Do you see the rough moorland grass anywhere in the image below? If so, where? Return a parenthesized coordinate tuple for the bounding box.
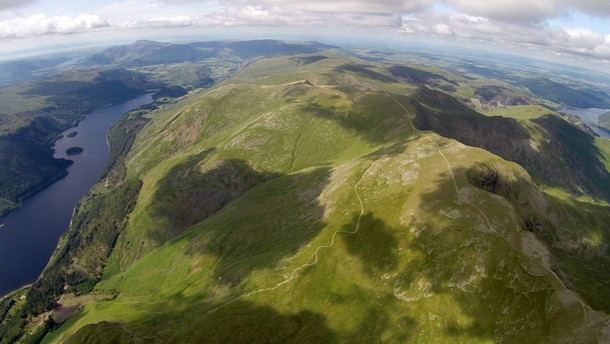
(45, 134, 604, 343)
(40, 54, 609, 343)
(484, 105, 553, 120)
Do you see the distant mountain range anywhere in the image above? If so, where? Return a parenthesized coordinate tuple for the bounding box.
(85, 39, 338, 66)
(1, 40, 609, 344)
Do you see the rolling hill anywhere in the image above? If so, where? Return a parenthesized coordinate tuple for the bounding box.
(2, 48, 609, 343)
(85, 40, 338, 67)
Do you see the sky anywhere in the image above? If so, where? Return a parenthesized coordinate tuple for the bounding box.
(0, 0, 610, 65)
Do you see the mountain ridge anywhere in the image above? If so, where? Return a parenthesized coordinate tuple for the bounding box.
(1, 46, 609, 343)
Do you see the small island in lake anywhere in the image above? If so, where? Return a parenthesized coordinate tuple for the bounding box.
(66, 146, 84, 156)
(67, 131, 78, 138)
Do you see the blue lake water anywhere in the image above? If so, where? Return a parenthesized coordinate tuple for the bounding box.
(562, 108, 610, 139)
(0, 94, 152, 297)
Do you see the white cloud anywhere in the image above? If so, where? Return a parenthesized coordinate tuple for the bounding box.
(443, 0, 610, 23)
(401, 12, 610, 58)
(551, 27, 610, 57)
(442, 0, 560, 23)
(120, 5, 404, 29)
(0, 13, 108, 38)
(110, 1, 610, 60)
(120, 15, 198, 28)
(560, 0, 610, 17)
(0, 0, 608, 63)
(222, 0, 435, 14)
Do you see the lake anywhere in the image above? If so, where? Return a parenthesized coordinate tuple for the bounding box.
(562, 108, 610, 139)
(0, 94, 153, 297)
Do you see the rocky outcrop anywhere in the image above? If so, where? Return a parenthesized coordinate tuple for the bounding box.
(471, 85, 534, 111)
(412, 87, 610, 201)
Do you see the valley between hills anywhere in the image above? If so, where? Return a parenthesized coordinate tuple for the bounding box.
(1, 41, 609, 343)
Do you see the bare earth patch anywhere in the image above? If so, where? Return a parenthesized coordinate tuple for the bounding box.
(51, 293, 114, 323)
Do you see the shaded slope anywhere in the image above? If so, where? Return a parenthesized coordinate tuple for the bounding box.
(37, 54, 609, 343)
(0, 69, 154, 216)
(412, 86, 610, 201)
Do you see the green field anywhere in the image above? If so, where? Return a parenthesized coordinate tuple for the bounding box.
(1, 47, 608, 343)
(485, 105, 553, 120)
(30, 53, 608, 343)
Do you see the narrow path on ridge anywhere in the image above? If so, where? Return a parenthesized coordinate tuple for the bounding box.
(115, 87, 599, 342)
(384, 91, 599, 342)
(204, 158, 379, 315)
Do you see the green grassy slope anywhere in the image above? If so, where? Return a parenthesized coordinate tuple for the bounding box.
(34, 53, 610, 343)
(413, 87, 610, 201)
(485, 105, 551, 120)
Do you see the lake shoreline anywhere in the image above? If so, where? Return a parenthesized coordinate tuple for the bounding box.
(0, 94, 153, 297)
(561, 107, 610, 139)
(0, 95, 150, 219)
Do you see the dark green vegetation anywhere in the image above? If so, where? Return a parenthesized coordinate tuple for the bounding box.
(25, 178, 142, 314)
(414, 87, 610, 200)
(0, 98, 154, 343)
(0, 56, 71, 87)
(2, 42, 609, 343)
(0, 117, 73, 216)
(66, 132, 77, 138)
(517, 77, 610, 108)
(65, 147, 83, 156)
(356, 47, 610, 110)
(561, 112, 599, 136)
(0, 40, 336, 217)
(0, 69, 155, 216)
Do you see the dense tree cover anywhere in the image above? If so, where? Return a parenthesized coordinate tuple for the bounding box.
(24, 178, 142, 316)
(0, 69, 151, 216)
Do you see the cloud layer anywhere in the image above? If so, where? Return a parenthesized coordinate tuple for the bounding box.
(223, 0, 435, 14)
(444, 0, 610, 23)
(0, 14, 108, 38)
(402, 12, 610, 58)
(0, 0, 608, 62)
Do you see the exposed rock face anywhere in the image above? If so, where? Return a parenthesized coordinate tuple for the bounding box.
(471, 85, 534, 111)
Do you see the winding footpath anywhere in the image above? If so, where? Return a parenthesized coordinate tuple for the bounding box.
(205, 159, 378, 315)
(204, 90, 600, 343)
(384, 91, 600, 342)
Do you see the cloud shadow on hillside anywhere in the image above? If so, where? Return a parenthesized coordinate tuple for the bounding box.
(298, 92, 412, 144)
(63, 299, 338, 344)
(148, 148, 280, 242)
(153, 160, 332, 289)
(341, 212, 399, 277)
(402, 167, 595, 341)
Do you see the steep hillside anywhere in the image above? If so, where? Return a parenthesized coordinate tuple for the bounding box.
(0, 69, 156, 216)
(41, 54, 610, 342)
(4, 52, 608, 343)
(413, 87, 610, 201)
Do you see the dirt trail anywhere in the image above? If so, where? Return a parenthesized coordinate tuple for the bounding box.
(384, 91, 600, 342)
(205, 159, 379, 315)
